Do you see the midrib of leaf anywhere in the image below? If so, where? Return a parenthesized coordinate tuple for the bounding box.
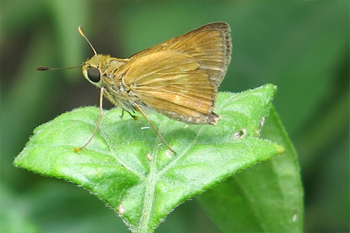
(138, 152, 158, 233)
(158, 126, 204, 177)
(137, 116, 205, 232)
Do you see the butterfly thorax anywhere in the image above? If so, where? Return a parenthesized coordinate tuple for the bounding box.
(82, 54, 142, 113)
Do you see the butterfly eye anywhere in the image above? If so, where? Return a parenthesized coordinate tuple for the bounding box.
(87, 67, 101, 83)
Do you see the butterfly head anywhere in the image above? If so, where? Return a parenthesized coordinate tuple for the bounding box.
(82, 55, 104, 88)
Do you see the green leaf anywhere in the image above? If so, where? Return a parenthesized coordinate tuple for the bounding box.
(14, 84, 284, 233)
(198, 106, 303, 232)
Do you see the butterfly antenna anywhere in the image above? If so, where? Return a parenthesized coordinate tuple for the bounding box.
(78, 26, 97, 55)
(37, 64, 83, 71)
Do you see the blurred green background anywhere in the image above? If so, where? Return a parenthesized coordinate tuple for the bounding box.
(1, 1, 348, 232)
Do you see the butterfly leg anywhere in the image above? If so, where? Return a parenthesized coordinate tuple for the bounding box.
(74, 87, 105, 152)
(120, 109, 139, 120)
(133, 103, 176, 154)
(127, 111, 138, 120)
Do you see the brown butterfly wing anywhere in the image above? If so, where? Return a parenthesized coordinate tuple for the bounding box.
(116, 22, 231, 125)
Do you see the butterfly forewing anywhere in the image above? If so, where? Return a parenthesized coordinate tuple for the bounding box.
(122, 52, 213, 114)
(115, 22, 232, 125)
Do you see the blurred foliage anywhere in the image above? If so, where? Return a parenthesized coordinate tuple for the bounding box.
(0, 0, 348, 232)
